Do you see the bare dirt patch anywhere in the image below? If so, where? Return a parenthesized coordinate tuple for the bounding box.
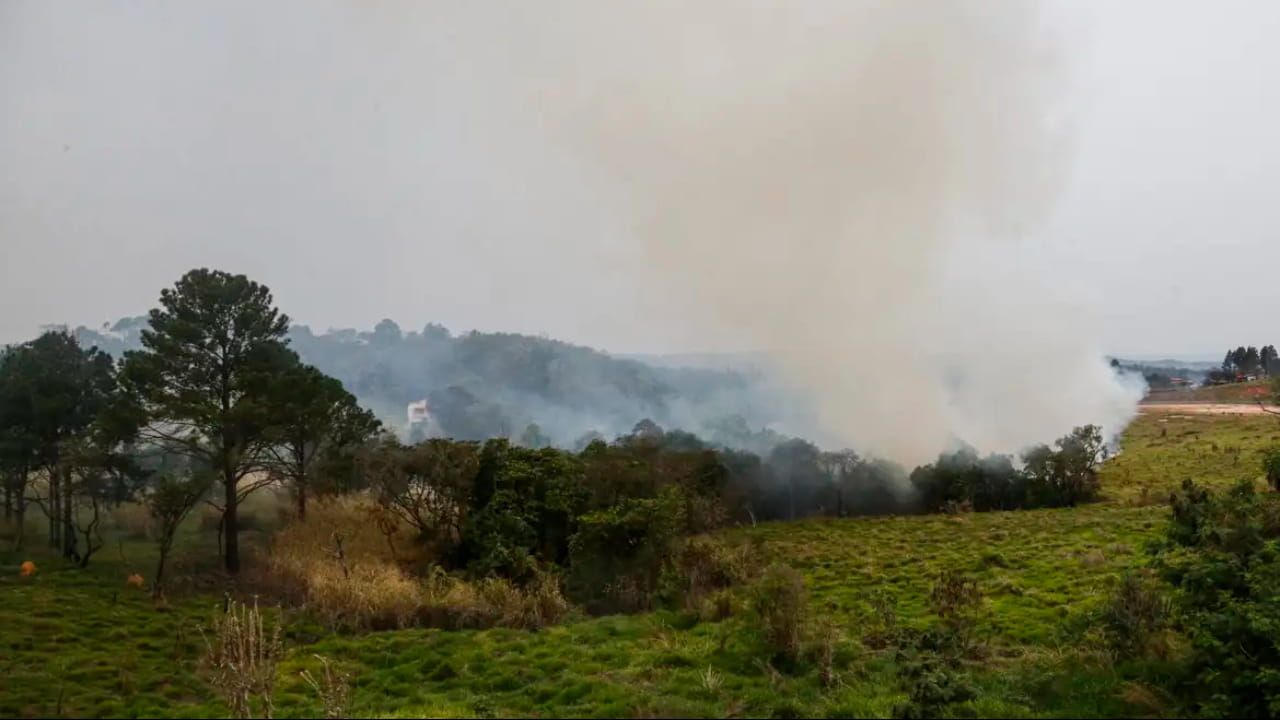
(1138, 402, 1277, 415)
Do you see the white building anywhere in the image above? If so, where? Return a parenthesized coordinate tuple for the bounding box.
(406, 399, 430, 425)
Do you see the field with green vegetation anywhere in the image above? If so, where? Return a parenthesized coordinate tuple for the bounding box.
(1145, 378, 1270, 404)
(1100, 411, 1279, 500)
(3, 409, 1275, 719)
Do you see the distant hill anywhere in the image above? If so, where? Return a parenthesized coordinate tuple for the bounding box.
(1113, 357, 1219, 371)
(73, 317, 794, 452)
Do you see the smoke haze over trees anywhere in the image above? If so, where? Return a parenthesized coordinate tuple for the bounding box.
(73, 317, 799, 453)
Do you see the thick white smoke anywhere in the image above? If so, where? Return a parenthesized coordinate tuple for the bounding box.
(476, 1, 1142, 463)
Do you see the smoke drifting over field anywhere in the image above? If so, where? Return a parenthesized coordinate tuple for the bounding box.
(488, 2, 1143, 463)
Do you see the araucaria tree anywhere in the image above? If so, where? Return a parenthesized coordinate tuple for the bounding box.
(122, 269, 292, 574)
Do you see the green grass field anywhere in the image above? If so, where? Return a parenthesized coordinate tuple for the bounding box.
(3, 410, 1276, 718)
(1100, 411, 1278, 500)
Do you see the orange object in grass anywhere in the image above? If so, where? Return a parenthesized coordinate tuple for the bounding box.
(19, 561, 36, 577)
(126, 573, 144, 588)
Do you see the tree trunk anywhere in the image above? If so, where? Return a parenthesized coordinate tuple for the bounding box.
(297, 479, 307, 521)
(62, 469, 76, 559)
(215, 512, 224, 557)
(12, 485, 26, 552)
(153, 534, 172, 599)
(3, 480, 10, 521)
(223, 470, 240, 574)
(49, 469, 60, 548)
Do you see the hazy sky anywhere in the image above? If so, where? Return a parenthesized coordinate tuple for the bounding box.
(1, 1, 1277, 359)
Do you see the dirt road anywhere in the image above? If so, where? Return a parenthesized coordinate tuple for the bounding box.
(1139, 402, 1278, 415)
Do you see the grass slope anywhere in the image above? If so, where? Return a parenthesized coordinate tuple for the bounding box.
(1146, 379, 1269, 404)
(2, 411, 1276, 718)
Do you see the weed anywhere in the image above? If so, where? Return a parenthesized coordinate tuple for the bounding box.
(201, 598, 284, 719)
(750, 563, 807, 664)
(299, 654, 352, 719)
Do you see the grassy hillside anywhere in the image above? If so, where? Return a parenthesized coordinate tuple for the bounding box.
(3, 410, 1277, 718)
(1145, 379, 1270, 404)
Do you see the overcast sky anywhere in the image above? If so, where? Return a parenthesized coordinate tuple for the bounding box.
(1, 1, 1277, 359)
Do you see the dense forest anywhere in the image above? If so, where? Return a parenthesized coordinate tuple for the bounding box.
(72, 317, 795, 453)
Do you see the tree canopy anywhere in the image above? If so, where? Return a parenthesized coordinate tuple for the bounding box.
(121, 268, 293, 573)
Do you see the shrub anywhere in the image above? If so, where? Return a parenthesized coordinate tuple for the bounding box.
(750, 563, 808, 664)
(891, 572, 983, 719)
(304, 561, 422, 631)
(419, 566, 571, 630)
(1263, 447, 1280, 491)
(862, 590, 899, 650)
(1155, 479, 1280, 717)
(201, 599, 284, 719)
(459, 444, 588, 580)
(699, 589, 738, 622)
(660, 535, 763, 613)
(567, 486, 687, 613)
(264, 495, 574, 632)
(261, 495, 427, 630)
(1100, 569, 1171, 659)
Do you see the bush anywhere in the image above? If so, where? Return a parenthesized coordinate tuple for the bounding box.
(419, 566, 571, 630)
(750, 563, 808, 664)
(258, 496, 575, 632)
(891, 571, 983, 719)
(1100, 569, 1171, 660)
(1154, 479, 1280, 717)
(1263, 447, 1280, 491)
(305, 561, 422, 631)
(261, 496, 427, 630)
(567, 486, 687, 613)
(659, 535, 763, 613)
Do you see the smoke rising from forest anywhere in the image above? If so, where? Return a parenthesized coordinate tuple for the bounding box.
(2, 1, 1151, 463)
(488, 1, 1144, 463)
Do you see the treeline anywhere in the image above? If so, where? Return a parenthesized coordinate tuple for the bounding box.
(73, 314, 787, 452)
(1211, 344, 1279, 381)
(910, 425, 1107, 512)
(321, 420, 1106, 612)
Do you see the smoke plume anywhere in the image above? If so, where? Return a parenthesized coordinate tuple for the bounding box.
(480, 1, 1142, 463)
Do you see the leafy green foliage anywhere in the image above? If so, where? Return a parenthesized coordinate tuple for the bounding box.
(262, 363, 380, 520)
(0, 329, 138, 561)
(749, 563, 808, 665)
(461, 443, 587, 580)
(891, 571, 983, 719)
(913, 425, 1107, 513)
(146, 472, 213, 598)
(1155, 479, 1280, 717)
(568, 486, 687, 613)
(121, 269, 292, 573)
(359, 438, 480, 557)
(1099, 569, 1170, 660)
(1262, 447, 1280, 491)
